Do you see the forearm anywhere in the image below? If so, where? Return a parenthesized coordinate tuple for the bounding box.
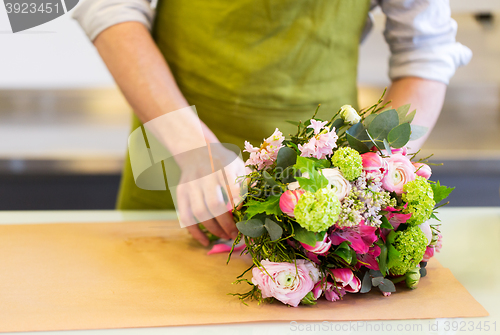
(93, 22, 219, 149)
(384, 77, 447, 151)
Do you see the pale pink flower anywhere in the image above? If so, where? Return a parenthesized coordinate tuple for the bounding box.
(381, 153, 416, 194)
(251, 259, 316, 307)
(279, 189, 305, 217)
(391, 147, 408, 156)
(300, 233, 332, 255)
(435, 232, 443, 252)
(298, 119, 338, 159)
(244, 128, 284, 170)
(422, 246, 435, 262)
(413, 162, 432, 179)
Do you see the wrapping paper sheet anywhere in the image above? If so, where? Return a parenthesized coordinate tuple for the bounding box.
(0, 220, 488, 332)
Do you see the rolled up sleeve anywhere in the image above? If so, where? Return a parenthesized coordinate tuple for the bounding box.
(73, 0, 154, 41)
(379, 0, 472, 84)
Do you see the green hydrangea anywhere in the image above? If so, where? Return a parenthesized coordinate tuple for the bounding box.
(331, 147, 363, 181)
(294, 188, 341, 232)
(402, 176, 435, 226)
(390, 226, 428, 275)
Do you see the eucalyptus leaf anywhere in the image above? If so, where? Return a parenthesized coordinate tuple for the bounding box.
(396, 104, 410, 121)
(420, 266, 427, 278)
(383, 138, 392, 155)
(276, 147, 297, 170)
(378, 278, 396, 293)
(346, 122, 371, 141)
(264, 218, 283, 241)
(367, 109, 399, 147)
(361, 271, 372, 293)
(369, 269, 383, 278)
(371, 276, 384, 287)
(363, 113, 377, 128)
(330, 118, 344, 131)
(236, 219, 265, 238)
(387, 123, 411, 148)
(263, 171, 280, 188)
(346, 133, 370, 153)
(409, 125, 428, 141)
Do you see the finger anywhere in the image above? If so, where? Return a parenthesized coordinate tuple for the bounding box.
(214, 212, 238, 239)
(186, 225, 210, 247)
(201, 218, 230, 240)
(176, 186, 198, 229)
(202, 175, 238, 239)
(177, 187, 209, 246)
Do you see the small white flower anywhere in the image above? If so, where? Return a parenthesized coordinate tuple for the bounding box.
(340, 105, 361, 125)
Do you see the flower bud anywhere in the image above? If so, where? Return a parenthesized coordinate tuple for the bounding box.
(413, 162, 432, 179)
(279, 189, 305, 217)
(405, 267, 421, 289)
(340, 105, 361, 125)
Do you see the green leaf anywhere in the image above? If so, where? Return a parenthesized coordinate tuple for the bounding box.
(276, 147, 297, 170)
(378, 244, 388, 276)
(286, 120, 300, 126)
(292, 222, 317, 246)
(431, 180, 455, 204)
(264, 218, 283, 241)
(294, 157, 329, 193)
(378, 278, 396, 292)
(387, 230, 397, 244)
(360, 271, 372, 293)
(333, 242, 353, 264)
(430, 213, 441, 221)
(380, 216, 392, 229)
(245, 195, 282, 219)
(409, 125, 428, 141)
(367, 109, 400, 148)
(387, 242, 402, 269)
(236, 219, 265, 237)
(346, 133, 370, 153)
(308, 157, 331, 169)
(387, 123, 411, 148)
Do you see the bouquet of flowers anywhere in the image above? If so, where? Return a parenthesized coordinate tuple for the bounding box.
(228, 91, 453, 307)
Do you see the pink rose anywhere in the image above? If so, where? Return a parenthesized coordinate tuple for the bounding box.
(279, 189, 305, 217)
(300, 233, 332, 255)
(251, 259, 317, 307)
(361, 152, 386, 172)
(413, 162, 432, 179)
(418, 221, 432, 245)
(381, 154, 416, 194)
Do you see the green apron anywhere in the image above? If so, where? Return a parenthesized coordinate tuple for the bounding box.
(117, 0, 371, 210)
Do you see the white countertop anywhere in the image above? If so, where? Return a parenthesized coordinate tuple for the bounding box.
(1, 207, 499, 335)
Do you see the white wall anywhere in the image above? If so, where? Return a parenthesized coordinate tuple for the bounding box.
(0, 1, 499, 89)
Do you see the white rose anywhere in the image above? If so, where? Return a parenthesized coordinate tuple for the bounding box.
(303, 260, 321, 284)
(340, 105, 361, 125)
(287, 168, 351, 201)
(321, 168, 351, 201)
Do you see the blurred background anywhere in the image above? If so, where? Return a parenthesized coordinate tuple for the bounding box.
(0, 0, 499, 210)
